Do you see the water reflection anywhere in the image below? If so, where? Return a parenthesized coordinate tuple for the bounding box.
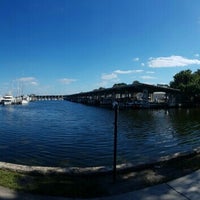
(117, 108, 200, 163)
(0, 101, 200, 167)
(167, 108, 200, 150)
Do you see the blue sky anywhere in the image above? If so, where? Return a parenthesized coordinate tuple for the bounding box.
(1, 0, 200, 95)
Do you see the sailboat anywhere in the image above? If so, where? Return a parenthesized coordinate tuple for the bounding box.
(16, 80, 29, 105)
(21, 95, 29, 104)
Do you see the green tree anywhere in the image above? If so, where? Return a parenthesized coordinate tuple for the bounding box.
(170, 70, 192, 88)
(112, 83, 127, 88)
(132, 80, 140, 85)
(170, 69, 200, 102)
(193, 70, 200, 94)
(93, 87, 105, 91)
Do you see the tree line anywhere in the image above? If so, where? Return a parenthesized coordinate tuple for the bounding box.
(170, 69, 200, 103)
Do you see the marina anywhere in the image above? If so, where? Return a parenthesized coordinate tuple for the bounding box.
(0, 95, 30, 105)
(0, 82, 183, 108)
(0, 94, 64, 105)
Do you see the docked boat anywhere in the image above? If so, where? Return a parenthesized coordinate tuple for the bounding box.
(21, 95, 30, 105)
(21, 99, 29, 104)
(2, 94, 15, 105)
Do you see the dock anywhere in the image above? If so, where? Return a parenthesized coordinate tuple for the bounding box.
(64, 82, 181, 109)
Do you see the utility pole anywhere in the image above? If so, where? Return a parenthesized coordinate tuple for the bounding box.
(113, 101, 118, 183)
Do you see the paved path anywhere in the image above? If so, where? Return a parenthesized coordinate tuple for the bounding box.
(0, 169, 199, 200)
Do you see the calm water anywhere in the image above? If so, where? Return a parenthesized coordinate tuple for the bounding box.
(0, 101, 200, 167)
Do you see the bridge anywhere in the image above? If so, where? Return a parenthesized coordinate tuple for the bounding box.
(30, 95, 64, 101)
(64, 83, 181, 108)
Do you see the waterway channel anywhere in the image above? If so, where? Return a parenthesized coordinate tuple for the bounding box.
(0, 101, 199, 167)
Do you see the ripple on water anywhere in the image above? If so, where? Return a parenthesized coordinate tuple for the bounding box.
(0, 101, 200, 167)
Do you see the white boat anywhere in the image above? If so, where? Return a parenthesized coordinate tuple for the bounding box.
(21, 99, 29, 104)
(2, 94, 15, 105)
(21, 95, 30, 105)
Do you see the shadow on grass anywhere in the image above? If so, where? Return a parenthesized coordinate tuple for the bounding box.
(19, 173, 112, 198)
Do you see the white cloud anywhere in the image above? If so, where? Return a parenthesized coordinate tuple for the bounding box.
(134, 70, 144, 73)
(101, 73, 118, 80)
(141, 63, 145, 66)
(99, 69, 143, 87)
(30, 81, 38, 86)
(18, 77, 38, 86)
(133, 57, 139, 62)
(148, 55, 200, 68)
(100, 69, 157, 87)
(99, 72, 120, 88)
(141, 75, 156, 80)
(194, 53, 199, 57)
(18, 77, 35, 82)
(114, 70, 133, 74)
(146, 71, 155, 74)
(58, 78, 77, 84)
(114, 69, 143, 74)
(98, 78, 119, 88)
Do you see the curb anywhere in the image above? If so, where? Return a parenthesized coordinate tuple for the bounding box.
(0, 147, 199, 176)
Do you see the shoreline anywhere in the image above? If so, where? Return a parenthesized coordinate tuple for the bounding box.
(0, 147, 200, 198)
(0, 147, 199, 176)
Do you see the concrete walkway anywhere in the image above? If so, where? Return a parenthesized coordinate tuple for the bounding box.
(0, 169, 199, 200)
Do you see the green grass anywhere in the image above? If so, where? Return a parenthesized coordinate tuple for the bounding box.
(0, 169, 25, 190)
